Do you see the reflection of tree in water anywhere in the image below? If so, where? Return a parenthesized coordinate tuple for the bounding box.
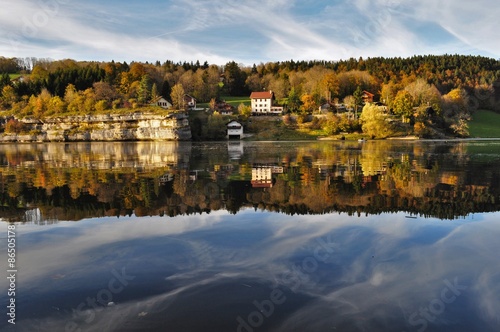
(1, 142, 499, 222)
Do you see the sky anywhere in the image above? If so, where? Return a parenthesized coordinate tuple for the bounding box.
(0, 0, 499, 66)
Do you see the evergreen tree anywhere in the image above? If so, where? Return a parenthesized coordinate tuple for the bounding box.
(224, 61, 247, 96)
(138, 74, 152, 104)
(151, 83, 158, 101)
(161, 80, 172, 101)
(0, 72, 11, 90)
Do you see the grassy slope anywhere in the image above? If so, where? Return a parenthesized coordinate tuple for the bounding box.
(198, 96, 251, 108)
(469, 110, 500, 138)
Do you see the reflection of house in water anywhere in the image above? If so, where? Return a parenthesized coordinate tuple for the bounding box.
(228, 141, 244, 160)
(159, 172, 174, 184)
(212, 164, 234, 181)
(189, 170, 202, 182)
(251, 165, 283, 188)
(252, 167, 273, 188)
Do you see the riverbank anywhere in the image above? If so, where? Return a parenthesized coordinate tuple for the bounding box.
(2, 110, 498, 143)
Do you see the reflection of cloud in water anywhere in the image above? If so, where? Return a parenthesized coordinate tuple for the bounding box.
(6, 211, 500, 331)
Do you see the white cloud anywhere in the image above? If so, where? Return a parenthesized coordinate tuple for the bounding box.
(0, 0, 498, 64)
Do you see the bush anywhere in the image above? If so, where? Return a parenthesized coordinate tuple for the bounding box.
(323, 114, 340, 135)
(282, 114, 296, 125)
(95, 100, 109, 113)
(4, 118, 26, 134)
(297, 113, 311, 124)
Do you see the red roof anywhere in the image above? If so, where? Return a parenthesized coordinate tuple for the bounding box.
(250, 91, 273, 99)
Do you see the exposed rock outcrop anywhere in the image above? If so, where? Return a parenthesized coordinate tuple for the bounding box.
(1, 113, 192, 142)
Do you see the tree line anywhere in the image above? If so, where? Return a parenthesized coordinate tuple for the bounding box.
(0, 55, 499, 137)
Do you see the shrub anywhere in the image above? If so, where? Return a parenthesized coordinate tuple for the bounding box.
(282, 114, 296, 125)
(4, 119, 26, 134)
(95, 100, 109, 113)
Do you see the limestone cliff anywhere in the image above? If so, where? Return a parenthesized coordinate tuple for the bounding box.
(1, 113, 192, 142)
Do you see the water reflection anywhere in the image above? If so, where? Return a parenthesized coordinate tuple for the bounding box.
(0, 140, 499, 222)
(1, 210, 500, 331)
(1, 141, 500, 331)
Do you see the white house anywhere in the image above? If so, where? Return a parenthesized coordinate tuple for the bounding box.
(250, 91, 283, 115)
(250, 91, 272, 114)
(227, 120, 243, 139)
(151, 97, 172, 109)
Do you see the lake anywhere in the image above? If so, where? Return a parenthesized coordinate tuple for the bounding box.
(1, 140, 500, 332)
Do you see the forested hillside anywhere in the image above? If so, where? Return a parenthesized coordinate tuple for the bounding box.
(1, 54, 499, 138)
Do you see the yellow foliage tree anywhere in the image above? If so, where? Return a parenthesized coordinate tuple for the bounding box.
(360, 103, 393, 138)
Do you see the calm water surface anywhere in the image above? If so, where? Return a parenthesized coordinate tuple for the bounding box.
(1, 140, 500, 332)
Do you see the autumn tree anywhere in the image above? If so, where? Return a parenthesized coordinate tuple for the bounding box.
(337, 70, 378, 98)
(47, 95, 65, 115)
(119, 71, 133, 95)
(392, 90, 414, 122)
(82, 88, 96, 113)
(302, 66, 328, 99)
(300, 94, 317, 114)
(129, 62, 146, 81)
(343, 95, 356, 119)
(93, 82, 118, 104)
(245, 73, 263, 92)
(238, 103, 252, 119)
(63, 84, 78, 104)
(4, 119, 26, 134)
(267, 75, 290, 100)
(443, 88, 471, 137)
(322, 113, 341, 135)
(1, 85, 16, 109)
(360, 103, 393, 138)
(30, 65, 49, 82)
(320, 72, 339, 102)
(34, 88, 52, 118)
(171, 83, 185, 110)
(404, 79, 441, 113)
(380, 81, 399, 110)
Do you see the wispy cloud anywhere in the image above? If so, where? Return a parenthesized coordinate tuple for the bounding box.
(0, 0, 498, 64)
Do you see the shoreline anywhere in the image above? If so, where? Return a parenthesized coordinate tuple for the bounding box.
(2, 137, 500, 144)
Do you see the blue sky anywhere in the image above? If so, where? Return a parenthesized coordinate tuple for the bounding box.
(0, 0, 499, 65)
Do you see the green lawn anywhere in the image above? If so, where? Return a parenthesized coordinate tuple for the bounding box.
(469, 109, 500, 138)
(8, 74, 22, 80)
(198, 95, 251, 108)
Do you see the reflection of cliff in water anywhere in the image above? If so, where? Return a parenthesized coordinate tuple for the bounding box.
(1, 141, 499, 222)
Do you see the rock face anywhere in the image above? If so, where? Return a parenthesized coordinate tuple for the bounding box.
(1, 113, 192, 142)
